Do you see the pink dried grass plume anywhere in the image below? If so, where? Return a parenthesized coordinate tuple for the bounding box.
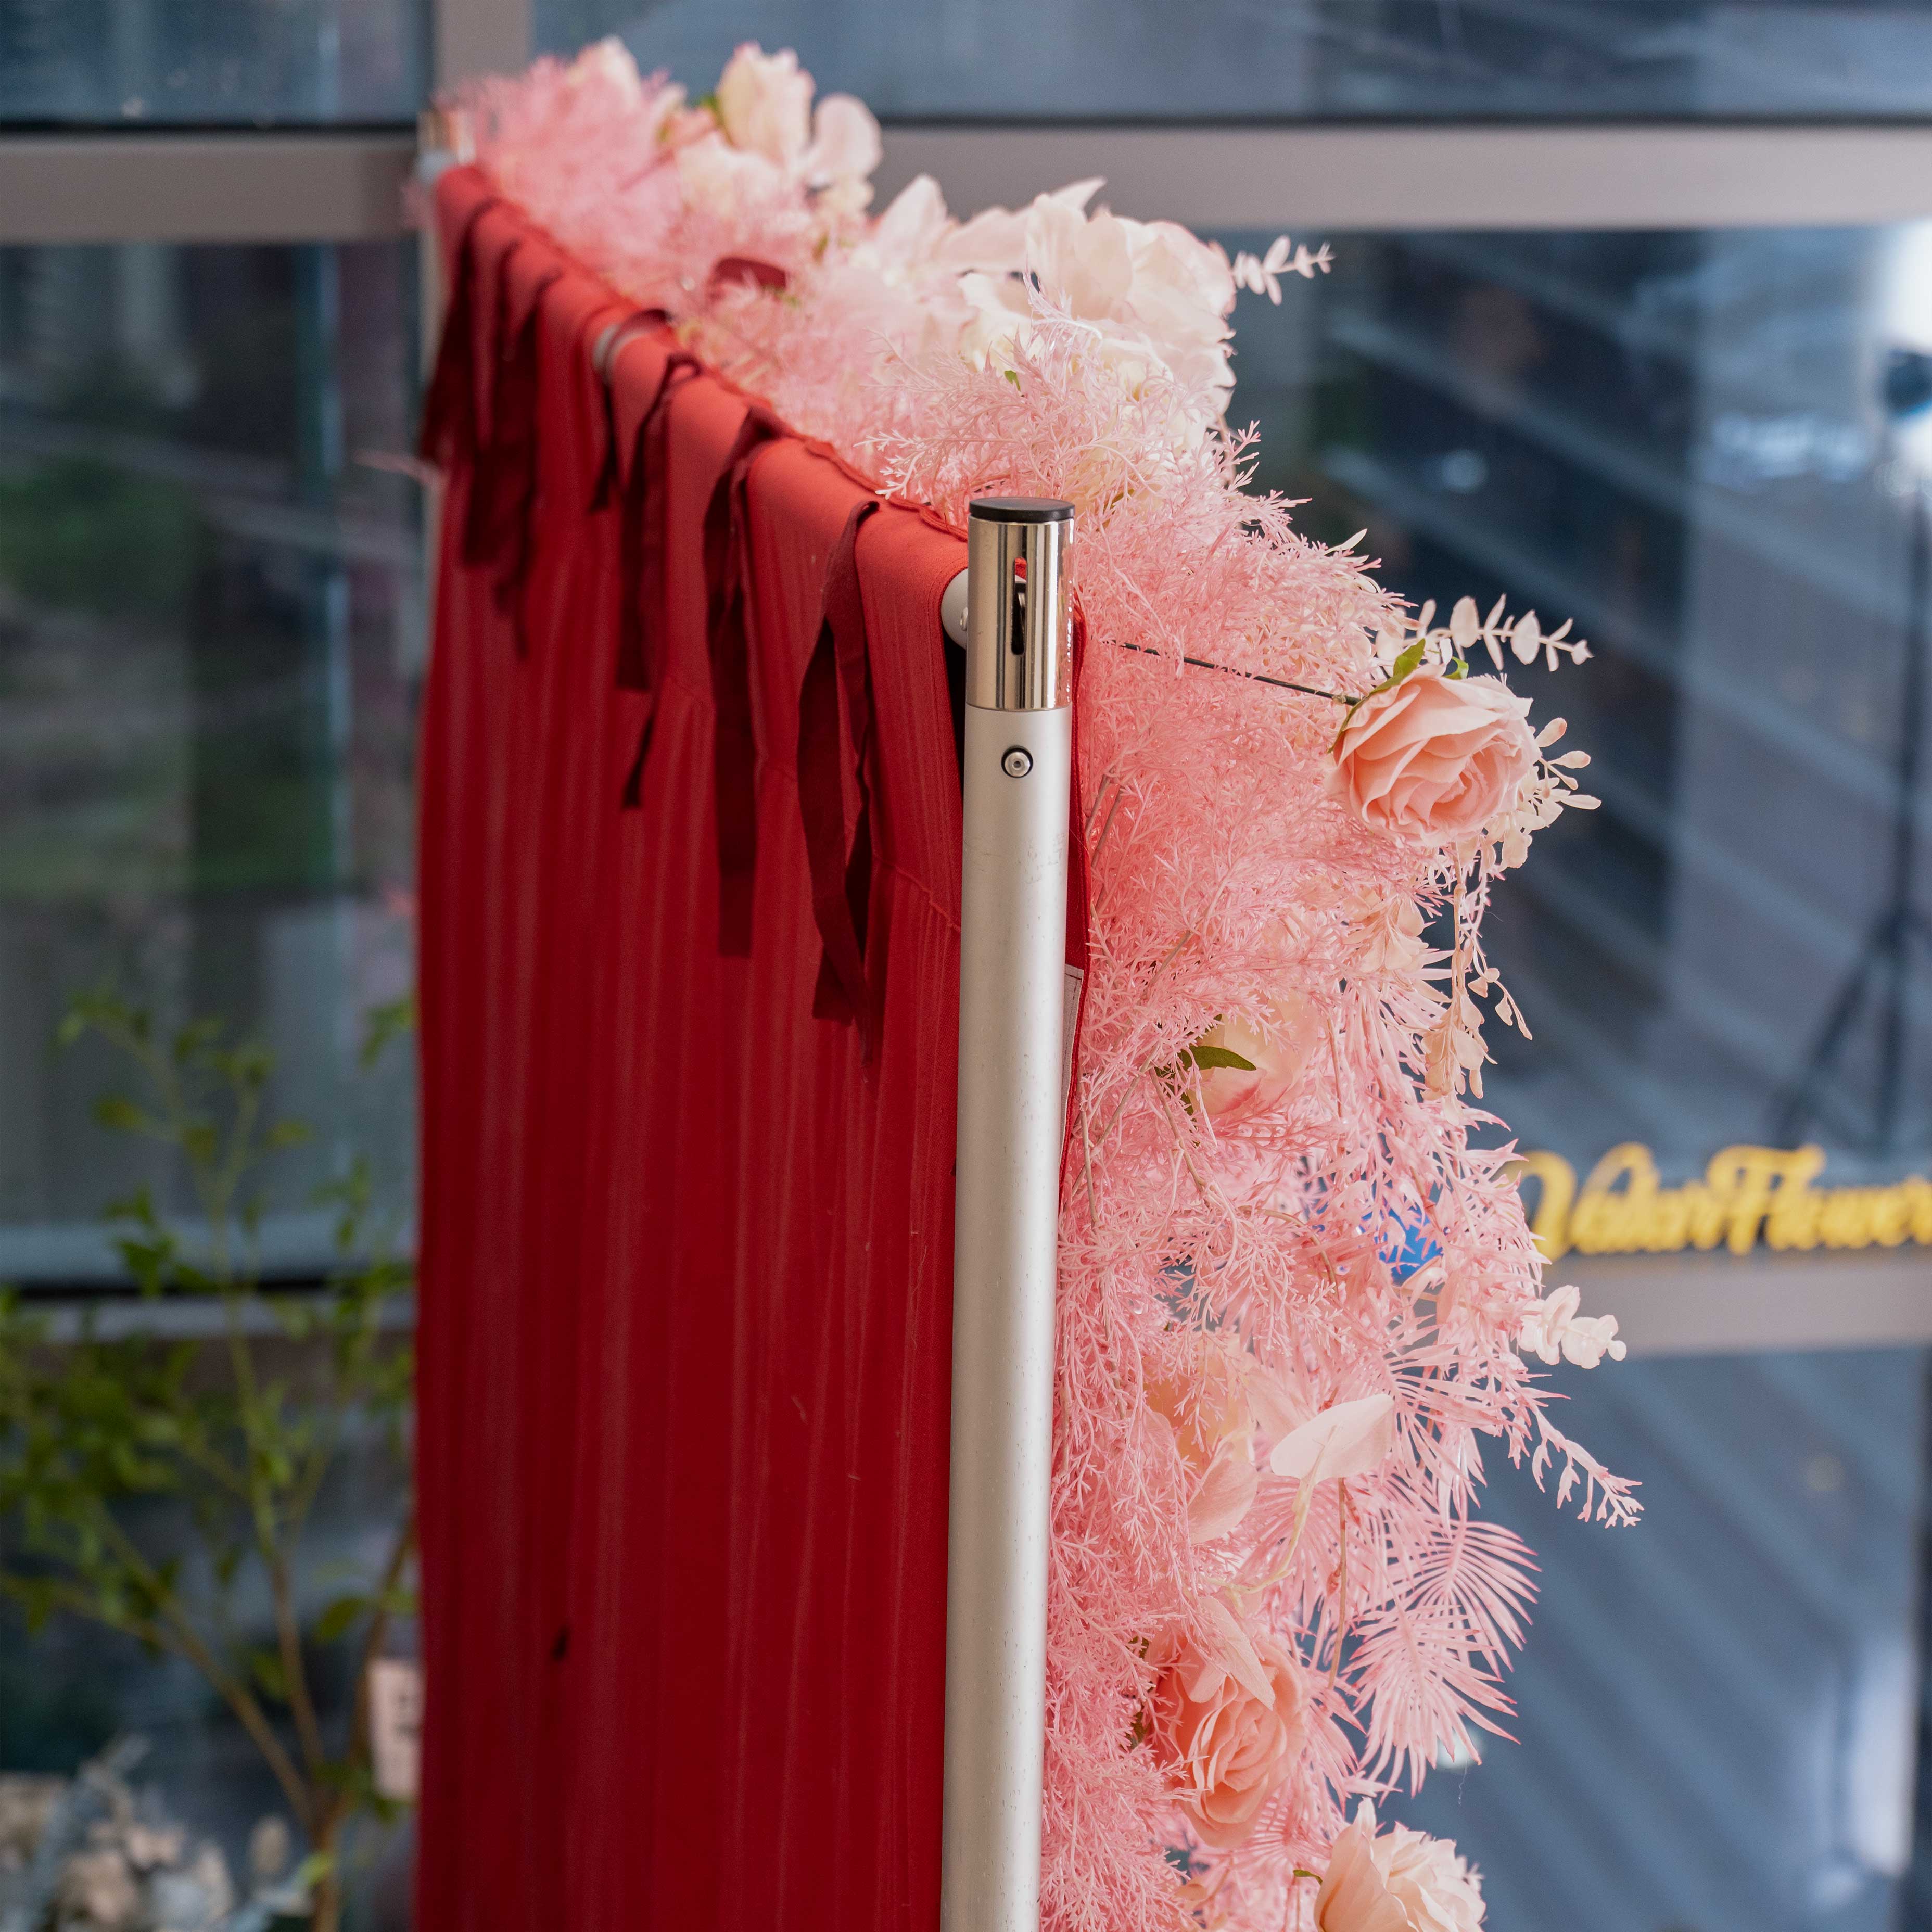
(449, 42, 1641, 1932)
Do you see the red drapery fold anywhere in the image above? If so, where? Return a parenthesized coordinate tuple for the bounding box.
(416, 167, 969, 1930)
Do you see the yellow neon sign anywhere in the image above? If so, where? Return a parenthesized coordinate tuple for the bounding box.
(1511, 1143, 1932, 1262)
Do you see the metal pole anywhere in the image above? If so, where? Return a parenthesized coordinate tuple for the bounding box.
(943, 497, 1074, 1932)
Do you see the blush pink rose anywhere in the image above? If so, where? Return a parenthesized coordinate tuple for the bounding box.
(1328, 667, 1534, 842)
(1317, 1805, 1487, 1932)
(1315, 1817, 1411, 1932)
(1151, 1623, 1308, 1849)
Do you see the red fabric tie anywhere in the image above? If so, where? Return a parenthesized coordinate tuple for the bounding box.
(796, 498, 883, 1055)
(459, 236, 522, 572)
(416, 194, 501, 472)
(617, 349, 701, 693)
(704, 402, 789, 954)
(473, 260, 563, 654)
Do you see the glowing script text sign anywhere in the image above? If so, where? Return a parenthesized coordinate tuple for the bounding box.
(1512, 1143, 1932, 1262)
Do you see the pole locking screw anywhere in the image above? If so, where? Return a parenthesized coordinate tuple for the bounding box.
(1001, 747, 1033, 779)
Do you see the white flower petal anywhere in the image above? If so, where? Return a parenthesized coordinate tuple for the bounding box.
(1268, 1392, 1397, 1482)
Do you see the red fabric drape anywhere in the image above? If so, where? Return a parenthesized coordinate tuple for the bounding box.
(415, 168, 968, 1930)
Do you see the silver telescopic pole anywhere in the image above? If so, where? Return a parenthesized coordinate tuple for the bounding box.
(943, 497, 1075, 1932)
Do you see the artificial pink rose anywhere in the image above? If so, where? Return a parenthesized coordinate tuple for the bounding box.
(1315, 1817, 1410, 1932)
(1328, 667, 1534, 842)
(1317, 1806, 1487, 1932)
(1151, 1620, 1308, 1849)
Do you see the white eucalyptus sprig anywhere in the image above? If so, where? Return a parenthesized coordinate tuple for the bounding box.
(1373, 595, 1591, 679)
(1231, 235, 1333, 304)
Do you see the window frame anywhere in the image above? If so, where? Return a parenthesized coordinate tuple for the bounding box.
(9, 120, 1932, 245)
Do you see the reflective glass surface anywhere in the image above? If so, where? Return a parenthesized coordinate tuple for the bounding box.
(1216, 218, 1932, 1925)
(0, 241, 423, 1281)
(1219, 221, 1932, 1191)
(0, 0, 426, 125)
(542, 0, 1932, 120)
(1392, 1345, 1932, 1930)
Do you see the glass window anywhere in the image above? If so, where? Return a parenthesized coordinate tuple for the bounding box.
(1218, 221, 1932, 1197)
(1216, 215, 1932, 1921)
(0, 0, 427, 125)
(1394, 1345, 1931, 1929)
(0, 239, 423, 1283)
(541, 1, 1932, 120)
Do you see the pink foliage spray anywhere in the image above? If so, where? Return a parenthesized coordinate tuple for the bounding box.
(450, 42, 1639, 1930)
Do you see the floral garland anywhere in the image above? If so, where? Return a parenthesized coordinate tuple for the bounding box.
(448, 41, 1640, 1932)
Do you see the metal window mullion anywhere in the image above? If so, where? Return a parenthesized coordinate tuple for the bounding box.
(5, 124, 1932, 245)
(434, 0, 531, 92)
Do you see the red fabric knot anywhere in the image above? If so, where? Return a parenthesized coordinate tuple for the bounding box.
(796, 498, 884, 1058)
(708, 255, 790, 296)
(587, 309, 670, 517)
(703, 401, 790, 955)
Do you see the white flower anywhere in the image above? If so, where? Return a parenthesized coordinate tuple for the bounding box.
(562, 35, 647, 110)
(946, 177, 1238, 427)
(802, 92, 882, 204)
(1518, 1282, 1626, 1369)
(865, 173, 956, 283)
(714, 42, 814, 169)
(676, 129, 781, 220)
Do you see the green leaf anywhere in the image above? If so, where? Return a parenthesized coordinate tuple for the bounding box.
(313, 1593, 371, 1644)
(1388, 640, 1426, 684)
(294, 1851, 336, 1892)
(171, 1017, 221, 1064)
(248, 1647, 290, 1702)
(104, 1186, 159, 1230)
(92, 1096, 146, 1135)
(266, 1119, 314, 1150)
(359, 994, 416, 1071)
(1185, 1044, 1257, 1073)
(1002, 368, 1022, 391)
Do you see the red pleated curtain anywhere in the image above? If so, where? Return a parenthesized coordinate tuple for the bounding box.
(414, 166, 967, 1929)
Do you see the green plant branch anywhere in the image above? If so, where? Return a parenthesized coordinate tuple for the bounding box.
(350, 1509, 418, 1771)
(11, 988, 421, 1887)
(84, 1503, 314, 1833)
